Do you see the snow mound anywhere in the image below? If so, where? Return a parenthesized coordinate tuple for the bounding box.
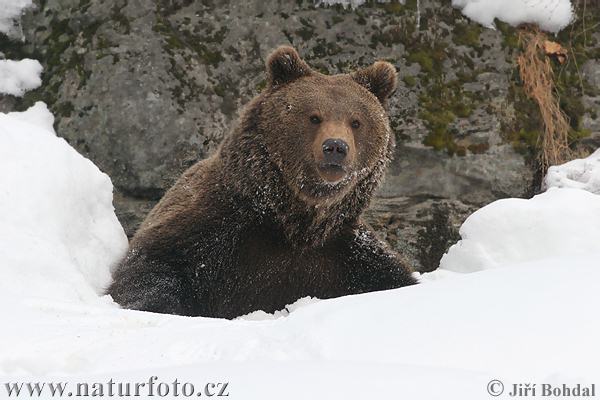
(440, 188, 600, 272)
(544, 148, 600, 194)
(7, 101, 56, 133)
(0, 0, 33, 35)
(0, 58, 43, 96)
(452, 0, 573, 33)
(0, 103, 128, 303)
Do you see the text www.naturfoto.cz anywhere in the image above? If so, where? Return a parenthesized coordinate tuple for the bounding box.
(4, 377, 230, 397)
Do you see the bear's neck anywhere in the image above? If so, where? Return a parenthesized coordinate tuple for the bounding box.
(220, 97, 392, 249)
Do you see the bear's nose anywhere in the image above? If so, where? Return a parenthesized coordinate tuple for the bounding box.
(322, 139, 349, 164)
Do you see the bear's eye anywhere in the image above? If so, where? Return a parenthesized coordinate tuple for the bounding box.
(351, 120, 361, 129)
(309, 115, 322, 125)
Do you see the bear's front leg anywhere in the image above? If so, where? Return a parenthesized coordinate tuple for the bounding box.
(342, 224, 418, 294)
(107, 258, 196, 316)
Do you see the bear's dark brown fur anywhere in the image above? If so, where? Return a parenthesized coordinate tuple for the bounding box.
(107, 46, 417, 318)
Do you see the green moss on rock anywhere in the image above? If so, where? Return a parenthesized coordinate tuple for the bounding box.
(452, 22, 481, 48)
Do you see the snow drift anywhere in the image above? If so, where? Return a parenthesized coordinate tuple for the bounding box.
(544, 148, 600, 194)
(0, 102, 128, 303)
(440, 188, 600, 272)
(1, 103, 599, 398)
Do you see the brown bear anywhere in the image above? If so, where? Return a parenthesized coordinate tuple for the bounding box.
(107, 46, 417, 318)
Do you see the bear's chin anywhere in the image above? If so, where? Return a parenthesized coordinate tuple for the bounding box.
(317, 163, 347, 184)
(292, 172, 358, 207)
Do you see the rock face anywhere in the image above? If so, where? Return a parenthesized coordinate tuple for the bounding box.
(4, 0, 600, 272)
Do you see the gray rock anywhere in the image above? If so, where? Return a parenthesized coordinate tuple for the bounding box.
(8, 0, 599, 271)
(583, 60, 600, 89)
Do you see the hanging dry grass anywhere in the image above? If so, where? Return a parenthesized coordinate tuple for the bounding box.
(517, 26, 573, 174)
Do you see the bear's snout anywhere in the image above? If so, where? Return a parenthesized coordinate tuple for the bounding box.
(312, 121, 356, 184)
(322, 138, 349, 165)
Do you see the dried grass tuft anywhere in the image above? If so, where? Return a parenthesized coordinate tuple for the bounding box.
(517, 26, 573, 174)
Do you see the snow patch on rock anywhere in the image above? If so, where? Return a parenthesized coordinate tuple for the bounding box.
(0, 58, 43, 96)
(0, 0, 33, 36)
(319, 0, 573, 32)
(544, 148, 600, 194)
(452, 0, 573, 33)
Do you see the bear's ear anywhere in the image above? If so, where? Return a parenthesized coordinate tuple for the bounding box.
(266, 46, 312, 87)
(351, 61, 398, 105)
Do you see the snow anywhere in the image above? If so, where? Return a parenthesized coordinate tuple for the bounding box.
(544, 148, 600, 194)
(440, 188, 600, 272)
(1, 99, 599, 398)
(0, 58, 43, 96)
(238, 296, 319, 320)
(0, 103, 128, 304)
(319, 0, 573, 33)
(0, 0, 32, 36)
(7, 101, 55, 133)
(452, 0, 573, 33)
(2, 255, 600, 398)
(0, 3, 43, 98)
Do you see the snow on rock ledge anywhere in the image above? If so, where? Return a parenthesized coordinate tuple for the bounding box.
(0, 103, 128, 303)
(0, 0, 33, 36)
(319, 0, 573, 33)
(544, 148, 600, 194)
(440, 188, 600, 272)
(451, 0, 573, 33)
(0, 59, 43, 96)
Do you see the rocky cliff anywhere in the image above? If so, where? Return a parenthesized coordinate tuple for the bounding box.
(2, 0, 599, 272)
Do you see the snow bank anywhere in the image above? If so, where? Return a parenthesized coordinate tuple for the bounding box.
(0, 102, 128, 303)
(440, 188, 600, 272)
(544, 148, 600, 194)
(452, 0, 573, 33)
(2, 256, 599, 397)
(0, 58, 43, 96)
(7, 101, 55, 133)
(0, 0, 32, 35)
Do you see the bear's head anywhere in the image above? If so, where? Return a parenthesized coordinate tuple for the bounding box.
(225, 46, 398, 246)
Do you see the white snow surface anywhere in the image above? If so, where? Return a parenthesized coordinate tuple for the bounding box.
(544, 148, 600, 194)
(0, 0, 32, 35)
(0, 103, 128, 303)
(452, 0, 573, 33)
(7, 101, 55, 133)
(1, 104, 600, 398)
(2, 256, 600, 398)
(0, 58, 43, 96)
(320, 0, 573, 32)
(440, 188, 600, 272)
